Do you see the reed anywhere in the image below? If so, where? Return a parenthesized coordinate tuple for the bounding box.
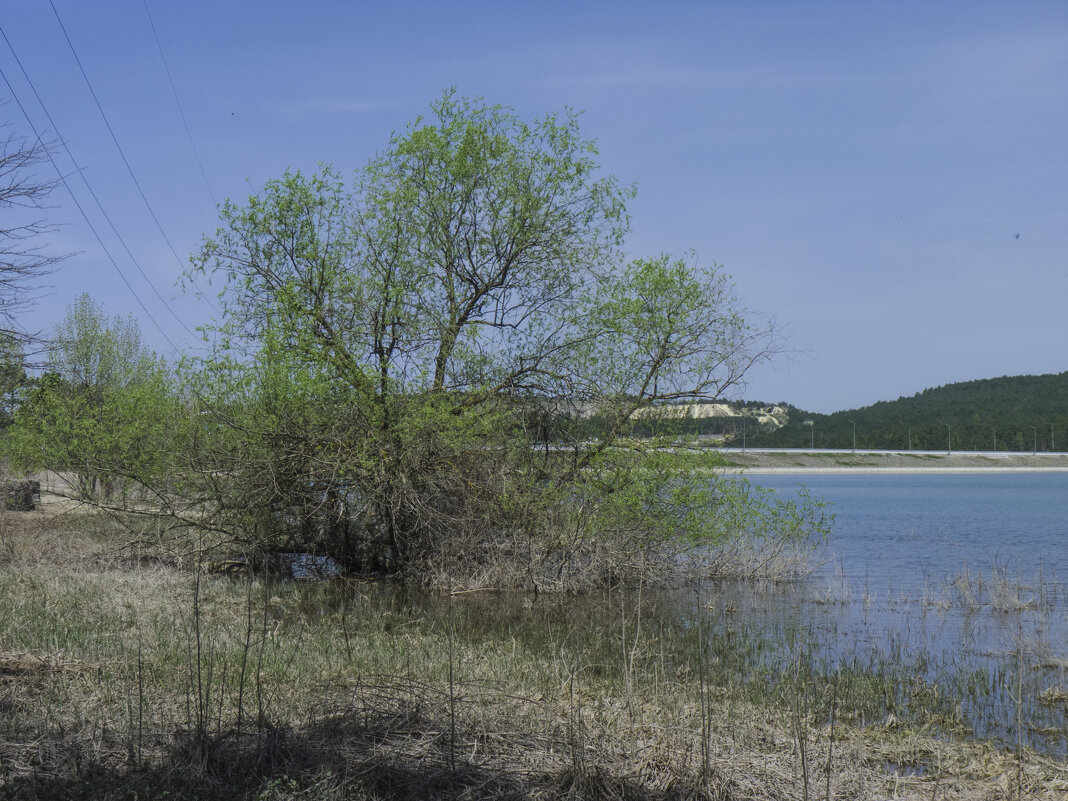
(1, 510, 1066, 799)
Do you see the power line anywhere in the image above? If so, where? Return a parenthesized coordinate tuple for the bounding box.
(0, 77, 236, 432)
(0, 58, 180, 354)
(48, 0, 219, 315)
(0, 22, 199, 341)
(141, 0, 217, 208)
(0, 63, 237, 425)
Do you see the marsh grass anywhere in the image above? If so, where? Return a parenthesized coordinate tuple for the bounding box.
(1, 511, 1066, 799)
(935, 564, 1066, 616)
(703, 535, 825, 582)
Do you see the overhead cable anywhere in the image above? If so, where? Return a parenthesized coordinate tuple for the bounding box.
(141, 0, 217, 207)
(48, 0, 219, 314)
(0, 56, 180, 354)
(0, 22, 198, 341)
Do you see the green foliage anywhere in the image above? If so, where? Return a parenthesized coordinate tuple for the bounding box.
(175, 93, 824, 586)
(51, 293, 153, 399)
(575, 449, 826, 550)
(13, 95, 826, 588)
(8, 294, 177, 499)
(757, 373, 1068, 452)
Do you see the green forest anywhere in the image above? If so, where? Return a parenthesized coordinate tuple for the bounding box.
(747, 372, 1068, 452)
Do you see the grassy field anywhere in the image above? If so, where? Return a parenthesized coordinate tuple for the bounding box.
(1, 509, 1066, 799)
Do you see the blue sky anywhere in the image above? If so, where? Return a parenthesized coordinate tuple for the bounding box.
(1, 1, 1065, 412)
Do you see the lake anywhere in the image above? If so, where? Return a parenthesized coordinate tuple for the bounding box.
(752, 472, 1068, 597)
(313, 472, 1068, 755)
(727, 471, 1068, 753)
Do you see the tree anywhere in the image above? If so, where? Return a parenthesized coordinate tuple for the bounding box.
(10, 294, 174, 499)
(23, 93, 818, 588)
(0, 122, 65, 332)
(186, 94, 637, 572)
(50, 293, 155, 403)
(172, 92, 811, 588)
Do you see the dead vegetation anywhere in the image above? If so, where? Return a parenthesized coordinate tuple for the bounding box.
(0, 509, 1066, 800)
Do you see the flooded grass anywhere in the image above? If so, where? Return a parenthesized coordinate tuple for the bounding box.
(1, 511, 1067, 798)
(690, 568, 1068, 756)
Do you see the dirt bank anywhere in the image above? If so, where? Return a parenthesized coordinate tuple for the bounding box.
(723, 450, 1068, 473)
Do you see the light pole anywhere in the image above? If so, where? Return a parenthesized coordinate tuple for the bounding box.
(993, 430, 997, 452)
(1052, 423, 1055, 452)
(803, 419, 814, 450)
(1031, 426, 1037, 455)
(907, 428, 911, 451)
(944, 423, 951, 455)
(849, 419, 856, 454)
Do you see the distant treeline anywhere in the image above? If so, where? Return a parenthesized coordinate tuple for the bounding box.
(749, 372, 1068, 452)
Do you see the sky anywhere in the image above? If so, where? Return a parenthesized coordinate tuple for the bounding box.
(1, 1, 1065, 413)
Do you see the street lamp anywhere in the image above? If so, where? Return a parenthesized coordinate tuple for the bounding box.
(993, 430, 997, 452)
(944, 423, 951, 455)
(1031, 426, 1037, 455)
(803, 419, 814, 450)
(849, 419, 856, 454)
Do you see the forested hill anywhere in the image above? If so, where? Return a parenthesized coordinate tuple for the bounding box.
(753, 372, 1068, 452)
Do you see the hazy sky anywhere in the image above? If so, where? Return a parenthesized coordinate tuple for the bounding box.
(1, 1, 1065, 413)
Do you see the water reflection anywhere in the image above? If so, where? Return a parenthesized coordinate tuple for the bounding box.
(291, 571, 1067, 756)
(280, 473, 1068, 756)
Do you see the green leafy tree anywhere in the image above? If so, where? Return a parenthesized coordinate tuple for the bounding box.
(170, 92, 815, 587)
(52, 293, 155, 393)
(185, 94, 638, 574)
(10, 294, 176, 499)
(17, 94, 818, 587)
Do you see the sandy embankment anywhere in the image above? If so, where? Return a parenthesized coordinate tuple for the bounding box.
(723, 450, 1068, 474)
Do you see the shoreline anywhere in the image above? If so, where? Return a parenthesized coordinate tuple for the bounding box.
(719, 450, 1068, 474)
(728, 465, 1068, 474)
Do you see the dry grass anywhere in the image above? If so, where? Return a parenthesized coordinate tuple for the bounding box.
(932, 564, 1067, 616)
(0, 509, 1066, 800)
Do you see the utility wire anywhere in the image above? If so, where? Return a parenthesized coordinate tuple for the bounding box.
(2, 307, 50, 367)
(0, 23, 198, 341)
(141, 0, 217, 207)
(0, 59, 180, 354)
(0, 61, 235, 424)
(0, 76, 237, 436)
(48, 0, 219, 314)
